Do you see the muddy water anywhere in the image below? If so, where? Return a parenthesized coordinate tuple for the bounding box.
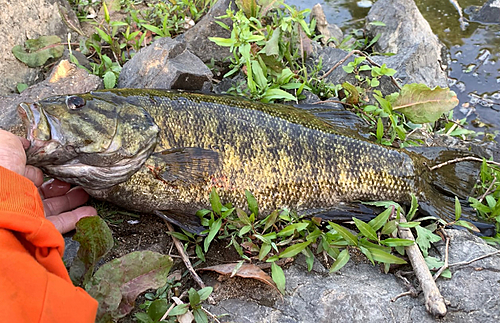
(288, 0, 500, 140)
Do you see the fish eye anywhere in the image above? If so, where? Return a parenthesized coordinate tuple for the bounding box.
(66, 96, 86, 110)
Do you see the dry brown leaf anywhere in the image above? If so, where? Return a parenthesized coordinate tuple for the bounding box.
(199, 263, 278, 292)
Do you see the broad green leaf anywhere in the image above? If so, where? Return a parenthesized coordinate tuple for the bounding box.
(303, 247, 315, 271)
(262, 88, 296, 102)
(168, 303, 189, 316)
(370, 248, 407, 264)
(262, 210, 279, 233)
(259, 243, 272, 260)
(368, 207, 392, 231)
(397, 221, 421, 228)
(381, 219, 398, 235)
(88, 251, 173, 322)
(328, 222, 358, 246)
(279, 241, 312, 258)
(393, 84, 459, 124)
(245, 190, 259, 217)
(236, 208, 251, 225)
(278, 222, 309, 237)
(369, 21, 386, 26)
(455, 220, 480, 232)
(209, 188, 222, 215)
(329, 249, 350, 272)
(193, 308, 208, 323)
(208, 36, 234, 47)
(188, 287, 201, 306)
(264, 28, 280, 56)
(415, 225, 442, 257)
(380, 238, 414, 247)
(454, 196, 462, 221)
(197, 287, 213, 301)
(103, 71, 116, 89)
(147, 299, 168, 322)
(407, 194, 419, 221)
(204, 218, 222, 252)
(70, 216, 114, 286)
(12, 35, 64, 67)
(271, 262, 286, 294)
(251, 60, 268, 90)
(342, 81, 359, 104)
(353, 217, 378, 241)
(375, 117, 384, 142)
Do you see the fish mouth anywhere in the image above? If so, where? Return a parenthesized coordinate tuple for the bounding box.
(18, 102, 64, 162)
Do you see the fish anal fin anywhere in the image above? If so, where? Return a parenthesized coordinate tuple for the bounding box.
(153, 210, 206, 235)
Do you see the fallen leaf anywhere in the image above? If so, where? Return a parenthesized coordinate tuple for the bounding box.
(392, 84, 459, 124)
(199, 263, 279, 292)
(12, 35, 64, 67)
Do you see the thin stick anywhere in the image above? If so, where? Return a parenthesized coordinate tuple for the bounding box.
(160, 291, 188, 322)
(449, 250, 500, 268)
(319, 50, 356, 80)
(202, 307, 222, 323)
(433, 230, 450, 280)
(478, 176, 497, 203)
(164, 220, 206, 290)
(428, 156, 500, 171)
(398, 215, 447, 317)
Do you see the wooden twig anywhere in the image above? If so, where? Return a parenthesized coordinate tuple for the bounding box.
(397, 215, 447, 317)
(449, 250, 500, 268)
(478, 176, 497, 203)
(433, 230, 450, 280)
(159, 290, 188, 321)
(202, 307, 222, 323)
(428, 156, 500, 171)
(391, 271, 419, 302)
(164, 220, 208, 291)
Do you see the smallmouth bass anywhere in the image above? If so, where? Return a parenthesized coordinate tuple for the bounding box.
(18, 89, 485, 232)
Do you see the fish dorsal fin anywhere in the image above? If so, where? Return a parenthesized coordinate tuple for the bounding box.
(149, 147, 220, 183)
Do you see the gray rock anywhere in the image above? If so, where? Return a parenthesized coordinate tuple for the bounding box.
(0, 0, 80, 95)
(0, 60, 102, 134)
(365, 0, 448, 88)
(308, 46, 399, 97)
(177, 0, 237, 64)
(205, 229, 500, 322)
(117, 37, 212, 90)
(311, 4, 343, 47)
(468, 0, 500, 24)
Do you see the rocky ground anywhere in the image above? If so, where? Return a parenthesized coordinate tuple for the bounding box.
(1, 0, 500, 322)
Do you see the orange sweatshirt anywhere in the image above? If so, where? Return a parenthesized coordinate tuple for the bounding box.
(0, 166, 98, 322)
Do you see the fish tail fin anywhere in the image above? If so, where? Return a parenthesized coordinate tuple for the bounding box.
(407, 146, 495, 235)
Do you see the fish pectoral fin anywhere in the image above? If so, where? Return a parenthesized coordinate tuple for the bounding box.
(149, 147, 220, 183)
(153, 210, 207, 235)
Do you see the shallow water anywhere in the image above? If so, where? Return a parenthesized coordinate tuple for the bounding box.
(288, 0, 500, 139)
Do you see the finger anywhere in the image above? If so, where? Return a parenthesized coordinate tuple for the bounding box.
(24, 166, 44, 187)
(47, 206, 97, 234)
(18, 136, 30, 150)
(39, 179, 72, 199)
(43, 187, 90, 217)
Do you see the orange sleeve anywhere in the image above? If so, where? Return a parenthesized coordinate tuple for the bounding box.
(0, 166, 98, 322)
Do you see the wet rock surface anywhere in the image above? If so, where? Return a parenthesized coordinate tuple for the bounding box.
(118, 37, 213, 90)
(468, 0, 500, 24)
(0, 0, 80, 95)
(177, 0, 237, 64)
(365, 0, 448, 88)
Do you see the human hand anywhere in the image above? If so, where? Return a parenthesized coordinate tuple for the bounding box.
(0, 129, 97, 234)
